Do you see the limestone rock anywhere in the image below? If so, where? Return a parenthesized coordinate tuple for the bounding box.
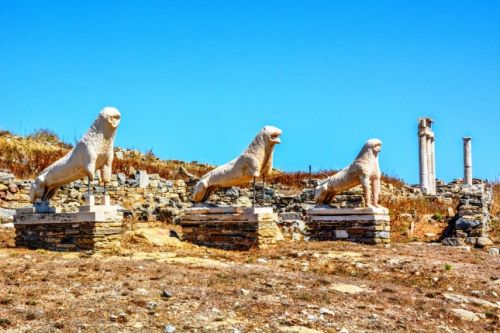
(278, 326, 323, 333)
(476, 237, 493, 248)
(450, 308, 479, 322)
(488, 248, 499, 255)
(131, 228, 183, 247)
(331, 283, 365, 294)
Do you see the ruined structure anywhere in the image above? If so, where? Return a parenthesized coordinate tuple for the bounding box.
(442, 182, 493, 248)
(180, 207, 283, 250)
(418, 118, 436, 195)
(308, 139, 391, 244)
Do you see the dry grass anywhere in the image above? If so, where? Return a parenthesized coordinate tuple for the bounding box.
(380, 195, 455, 243)
(0, 132, 212, 180)
(0, 134, 68, 178)
(112, 157, 212, 180)
(489, 183, 500, 242)
(491, 183, 500, 217)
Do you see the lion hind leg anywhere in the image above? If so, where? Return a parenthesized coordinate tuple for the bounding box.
(42, 186, 58, 202)
(371, 176, 381, 207)
(314, 185, 332, 205)
(192, 180, 209, 203)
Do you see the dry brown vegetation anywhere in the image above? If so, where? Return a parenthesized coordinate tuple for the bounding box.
(0, 227, 498, 332)
(381, 196, 454, 243)
(0, 131, 212, 180)
(0, 131, 68, 178)
(491, 183, 500, 218)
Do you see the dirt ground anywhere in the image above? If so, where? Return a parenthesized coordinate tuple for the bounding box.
(0, 228, 499, 333)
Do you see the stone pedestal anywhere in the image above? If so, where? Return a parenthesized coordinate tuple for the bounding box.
(306, 207, 391, 244)
(13, 198, 123, 251)
(180, 206, 284, 250)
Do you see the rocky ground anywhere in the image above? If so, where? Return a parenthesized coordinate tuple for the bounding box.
(0, 227, 499, 333)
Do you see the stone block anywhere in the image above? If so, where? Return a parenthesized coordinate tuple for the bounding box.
(13, 209, 124, 252)
(136, 170, 149, 188)
(306, 207, 391, 244)
(180, 206, 283, 250)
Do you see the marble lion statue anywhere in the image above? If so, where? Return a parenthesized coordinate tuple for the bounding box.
(192, 125, 282, 203)
(314, 138, 382, 208)
(30, 107, 121, 204)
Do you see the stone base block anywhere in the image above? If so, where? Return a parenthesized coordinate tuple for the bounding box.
(306, 207, 391, 244)
(180, 206, 283, 250)
(13, 208, 123, 251)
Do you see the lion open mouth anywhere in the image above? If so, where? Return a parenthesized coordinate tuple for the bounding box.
(270, 132, 281, 144)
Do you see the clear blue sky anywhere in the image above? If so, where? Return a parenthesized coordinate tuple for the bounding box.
(1, 1, 499, 183)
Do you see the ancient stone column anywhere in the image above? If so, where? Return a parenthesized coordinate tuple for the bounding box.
(463, 137, 472, 185)
(426, 136, 434, 194)
(418, 117, 436, 194)
(430, 137, 436, 193)
(418, 128, 428, 193)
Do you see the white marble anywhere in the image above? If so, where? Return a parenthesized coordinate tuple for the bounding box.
(463, 137, 472, 185)
(192, 126, 282, 202)
(418, 117, 436, 194)
(29, 107, 121, 205)
(314, 139, 383, 208)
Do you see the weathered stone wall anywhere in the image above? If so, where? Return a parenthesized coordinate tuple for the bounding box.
(180, 207, 283, 250)
(442, 182, 493, 247)
(1, 169, 495, 243)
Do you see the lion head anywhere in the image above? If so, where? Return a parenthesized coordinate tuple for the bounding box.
(355, 138, 382, 160)
(262, 125, 282, 145)
(366, 138, 382, 154)
(100, 107, 121, 129)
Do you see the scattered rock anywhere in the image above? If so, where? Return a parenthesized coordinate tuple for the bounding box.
(146, 301, 158, 310)
(476, 237, 493, 248)
(131, 228, 183, 247)
(488, 248, 499, 255)
(442, 237, 462, 247)
(278, 326, 323, 333)
(161, 290, 173, 299)
(164, 324, 176, 333)
(331, 283, 365, 294)
(444, 293, 499, 308)
(450, 308, 479, 322)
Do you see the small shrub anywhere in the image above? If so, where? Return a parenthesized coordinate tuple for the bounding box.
(433, 213, 443, 221)
(28, 128, 60, 144)
(0, 298, 12, 305)
(444, 263, 453, 271)
(0, 318, 11, 328)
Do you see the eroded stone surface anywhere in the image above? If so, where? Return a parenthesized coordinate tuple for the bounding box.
(192, 126, 282, 202)
(29, 107, 121, 206)
(314, 139, 383, 209)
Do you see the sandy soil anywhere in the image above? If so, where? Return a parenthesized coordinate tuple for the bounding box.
(0, 228, 499, 333)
